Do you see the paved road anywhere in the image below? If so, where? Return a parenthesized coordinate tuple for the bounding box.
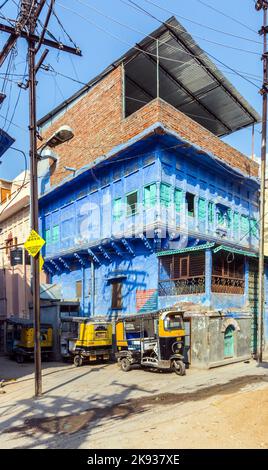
(0, 357, 267, 448)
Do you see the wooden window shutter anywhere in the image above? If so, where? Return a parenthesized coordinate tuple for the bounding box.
(175, 188, 183, 213)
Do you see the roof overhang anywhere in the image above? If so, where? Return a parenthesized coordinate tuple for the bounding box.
(38, 17, 260, 137)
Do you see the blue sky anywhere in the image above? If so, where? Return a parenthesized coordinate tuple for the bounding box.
(0, 0, 264, 180)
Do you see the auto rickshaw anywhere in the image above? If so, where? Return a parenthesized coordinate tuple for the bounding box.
(116, 310, 186, 375)
(60, 317, 113, 367)
(6, 318, 53, 363)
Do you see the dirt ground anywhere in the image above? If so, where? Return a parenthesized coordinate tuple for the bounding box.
(0, 357, 267, 449)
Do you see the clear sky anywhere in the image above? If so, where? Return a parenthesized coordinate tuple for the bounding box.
(0, 0, 264, 181)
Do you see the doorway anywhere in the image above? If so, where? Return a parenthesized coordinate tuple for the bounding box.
(224, 325, 235, 358)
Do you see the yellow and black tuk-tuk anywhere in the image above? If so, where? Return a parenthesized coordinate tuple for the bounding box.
(6, 318, 53, 363)
(116, 310, 186, 375)
(60, 317, 113, 367)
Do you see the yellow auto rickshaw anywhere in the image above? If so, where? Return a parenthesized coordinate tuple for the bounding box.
(116, 310, 186, 375)
(6, 318, 53, 363)
(60, 317, 113, 367)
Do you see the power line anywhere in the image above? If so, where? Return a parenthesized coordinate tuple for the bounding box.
(58, 1, 260, 90)
(0, 1, 9, 9)
(132, 0, 262, 45)
(195, 0, 257, 34)
(118, 0, 261, 54)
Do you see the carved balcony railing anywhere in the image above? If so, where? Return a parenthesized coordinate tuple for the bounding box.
(211, 275, 244, 294)
(158, 276, 205, 296)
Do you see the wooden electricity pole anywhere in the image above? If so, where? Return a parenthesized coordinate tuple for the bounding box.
(0, 1, 81, 396)
(256, 0, 268, 364)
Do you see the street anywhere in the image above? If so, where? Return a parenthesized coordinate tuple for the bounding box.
(0, 358, 267, 449)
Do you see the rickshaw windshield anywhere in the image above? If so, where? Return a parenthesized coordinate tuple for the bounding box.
(164, 314, 183, 331)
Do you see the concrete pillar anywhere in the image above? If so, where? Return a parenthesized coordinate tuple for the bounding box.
(205, 248, 212, 306)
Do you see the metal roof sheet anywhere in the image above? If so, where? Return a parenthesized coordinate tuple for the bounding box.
(38, 16, 260, 137)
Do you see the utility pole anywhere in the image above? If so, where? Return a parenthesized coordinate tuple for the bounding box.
(256, 0, 268, 364)
(0, 1, 81, 396)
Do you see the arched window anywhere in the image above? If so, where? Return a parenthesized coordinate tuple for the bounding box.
(224, 325, 235, 358)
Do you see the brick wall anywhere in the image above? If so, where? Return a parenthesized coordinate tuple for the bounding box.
(39, 65, 259, 187)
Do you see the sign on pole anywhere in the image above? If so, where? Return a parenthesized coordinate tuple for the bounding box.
(24, 229, 45, 258)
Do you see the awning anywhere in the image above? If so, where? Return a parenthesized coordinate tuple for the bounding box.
(213, 245, 258, 258)
(157, 242, 215, 257)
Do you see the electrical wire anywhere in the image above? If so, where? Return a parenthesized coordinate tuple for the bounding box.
(0, 1, 9, 9)
(58, 2, 261, 90)
(6, 59, 28, 133)
(0, 111, 28, 131)
(195, 0, 257, 34)
(123, 0, 261, 90)
(133, 0, 262, 45)
(76, 0, 262, 59)
(117, 0, 261, 55)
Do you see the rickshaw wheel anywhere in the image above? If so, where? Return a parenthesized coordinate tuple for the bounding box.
(16, 354, 24, 364)
(73, 355, 83, 367)
(172, 359, 186, 376)
(120, 357, 131, 372)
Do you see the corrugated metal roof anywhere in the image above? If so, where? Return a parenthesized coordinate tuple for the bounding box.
(38, 16, 260, 137)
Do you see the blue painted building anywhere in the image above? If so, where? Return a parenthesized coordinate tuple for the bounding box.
(38, 18, 264, 366)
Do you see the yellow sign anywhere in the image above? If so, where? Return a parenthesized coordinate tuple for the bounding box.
(24, 229, 45, 258)
(39, 254, 44, 272)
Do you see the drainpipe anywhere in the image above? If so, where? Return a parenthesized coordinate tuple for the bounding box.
(91, 259, 95, 317)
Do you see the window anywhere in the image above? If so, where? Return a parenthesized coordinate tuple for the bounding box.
(186, 192, 195, 216)
(241, 215, 249, 235)
(175, 188, 183, 213)
(45, 229, 51, 243)
(250, 219, 258, 237)
(233, 212, 239, 231)
(160, 183, 171, 208)
(52, 225, 59, 242)
(126, 191, 138, 216)
(111, 281, 122, 310)
(76, 280, 82, 299)
(1, 187, 11, 203)
(144, 183, 156, 209)
(164, 314, 183, 331)
(216, 205, 232, 228)
(198, 198, 206, 221)
(208, 202, 214, 223)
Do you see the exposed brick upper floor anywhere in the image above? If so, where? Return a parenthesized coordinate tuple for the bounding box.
(39, 66, 259, 188)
